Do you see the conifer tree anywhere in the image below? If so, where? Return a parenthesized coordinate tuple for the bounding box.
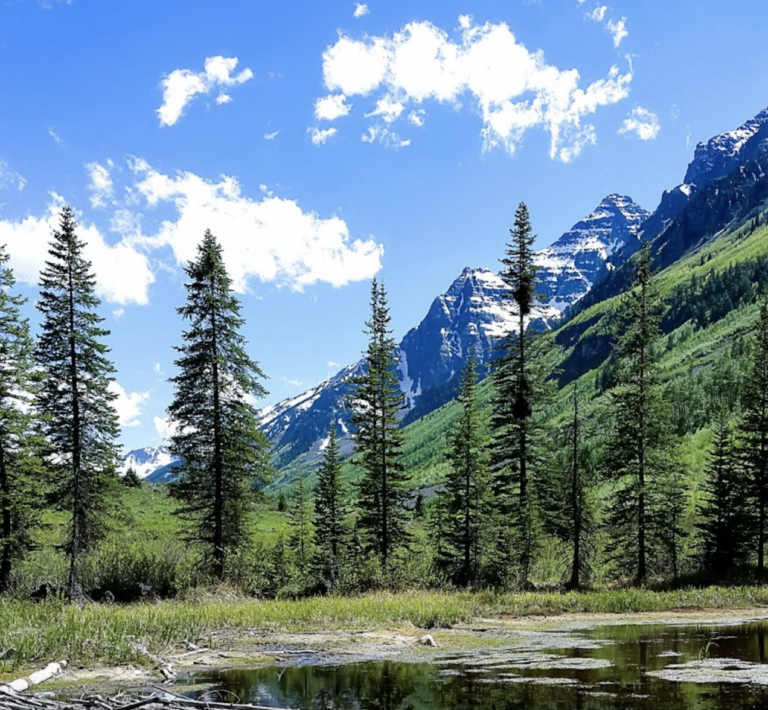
(36, 207, 121, 597)
(697, 410, 748, 576)
(541, 383, 595, 589)
(168, 230, 270, 580)
(605, 244, 681, 585)
(287, 474, 312, 575)
(313, 425, 350, 582)
(490, 202, 552, 586)
(348, 278, 410, 574)
(739, 295, 768, 578)
(434, 351, 491, 587)
(121, 466, 142, 488)
(0, 245, 46, 593)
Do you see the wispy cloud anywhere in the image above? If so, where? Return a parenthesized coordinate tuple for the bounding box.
(353, 3, 369, 18)
(619, 107, 660, 141)
(158, 56, 253, 127)
(309, 126, 338, 145)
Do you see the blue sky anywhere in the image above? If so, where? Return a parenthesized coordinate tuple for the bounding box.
(1, 0, 767, 451)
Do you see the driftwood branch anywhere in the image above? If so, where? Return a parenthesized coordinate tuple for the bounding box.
(0, 660, 68, 694)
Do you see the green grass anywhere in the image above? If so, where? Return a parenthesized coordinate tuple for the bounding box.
(2, 587, 768, 674)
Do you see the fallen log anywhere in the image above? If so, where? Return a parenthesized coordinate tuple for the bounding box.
(0, 661, 68, 695)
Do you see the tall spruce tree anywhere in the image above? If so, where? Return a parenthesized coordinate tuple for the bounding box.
(697, 410, 748, 576)
(739, 295, 768, 578)
(434, 350, 491, 587)
(36, 207, 121, 597)
(168, 230, 270, 580)
(605, 243, 681, 585)
(347, 278, 410, 574)
(0, 245, 46, 592)
(541, 383, 595, 589)
(287, 473, 312, 575)
(313, 425, 350, 582)
(490, 202, 552, 587)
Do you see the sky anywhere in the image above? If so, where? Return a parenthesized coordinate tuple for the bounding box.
(1, 0, 767, 452)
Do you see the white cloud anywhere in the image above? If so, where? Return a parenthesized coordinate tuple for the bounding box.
(112, 307, 125, 320)
(158, 56, 253, 127)
(361, 125, 410, 148)
(319, 17, 632, 160)
(353, 3, 369, 18)
(154, 415, 178, 441)
(366, 96, 405, 123)
(153, 362, 165, 376)
(48, 128, 63, 146)
(589, 5, 607, 22)
(619, 106, 660, 141)
(129, 158, 382, 291)
(408, 109, 426, 127)
(109, 382, 150, 428)
(327, 360, 340, 369)
(315, 93, 352, 120)
(0, 195, 154, 305)
(309, 126, 338, 145)
(0, 159, 25, 191)
(606, 17, 628, 47)
(283, 377, 303, 388)
(264, 129, 281, 140)
(86, 160, 115, 208)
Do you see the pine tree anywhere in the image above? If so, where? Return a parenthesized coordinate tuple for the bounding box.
(605, 244, 682, 585)
(696, 410, 748, 576)
(541, 383, 595, 589)
(0, 245, 46, 593)
(490, 202, 552, 587)
(287, 474, 313, 575)
(347, 278, 410, 574)
(167, 230, 270, 580)
(739, 295, 768, 578)
(434, 351, 491, 587)
(121, 466, 142, 488)
(36, 206, 121, 597)
(313, 425, 350, 582)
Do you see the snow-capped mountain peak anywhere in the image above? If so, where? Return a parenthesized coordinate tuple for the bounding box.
(121, 446, 174, 479)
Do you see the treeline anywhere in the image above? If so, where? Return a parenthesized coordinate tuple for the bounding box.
(2, 204, 768, 601)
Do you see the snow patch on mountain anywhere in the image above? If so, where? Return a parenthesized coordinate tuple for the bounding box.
(121, 446, 175, 479)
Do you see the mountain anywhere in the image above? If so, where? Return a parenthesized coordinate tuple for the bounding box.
(120, 446, 175, 480)
(640, 106, 768, 243)
(535, 194, 648, 319)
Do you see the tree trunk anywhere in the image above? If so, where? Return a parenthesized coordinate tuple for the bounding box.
(210, 272, 224, 580)
(0, 440, 12, 593)
(569, 385, 581, 590)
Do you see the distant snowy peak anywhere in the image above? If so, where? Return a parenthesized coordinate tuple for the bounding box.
(684, 106, 768, 186)
(121, 446, 174, 479)
(536, 194, 649, 316)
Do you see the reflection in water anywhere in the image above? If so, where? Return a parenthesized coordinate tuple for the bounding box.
(191, 621, 768, 709)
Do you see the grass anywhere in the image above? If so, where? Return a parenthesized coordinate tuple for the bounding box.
(2, 587, 768, 675)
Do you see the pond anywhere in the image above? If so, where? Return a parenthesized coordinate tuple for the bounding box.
(185, 620, 768, 709)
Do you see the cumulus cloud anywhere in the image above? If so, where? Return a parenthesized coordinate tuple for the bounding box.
(408, 109, 426, 127)
(86, 160, 115, 208)
(309, 126, 338, 145)
(361, 125, 410, 148)
(589, 5, 607, 21)
(154, 415, 178, 441)
(128, 158, 382, 291)
(158, 56, 253, 127)
(619, 106, 660, 140)
(315, 93, 352, 120)
(318, 16, 632, 160)
(0, 195, 154, 305)
(353, 3, 369, 18)
(109, 382, 150, 428)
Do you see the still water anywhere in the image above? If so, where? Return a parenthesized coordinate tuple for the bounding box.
(190, 621, 768, 709)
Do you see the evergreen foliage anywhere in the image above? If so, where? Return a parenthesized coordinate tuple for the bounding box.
(35, 206, 121, 597)
(313, 426, 350, 583)
(433, 351, 491, 587)
(696, 410, 749, 576)
(287, 474, 312, 575)
(0, 245, 46, 593)
(167, 230, 270, 580)
(121, 466, 142, 488)
(347, 278, 410, 574)
(604, 244, 686, 585)
(489, 202, 553, 587)
(738, 295, 768, 578)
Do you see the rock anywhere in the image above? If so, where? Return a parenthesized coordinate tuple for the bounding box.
(419, 634, 437, 647)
